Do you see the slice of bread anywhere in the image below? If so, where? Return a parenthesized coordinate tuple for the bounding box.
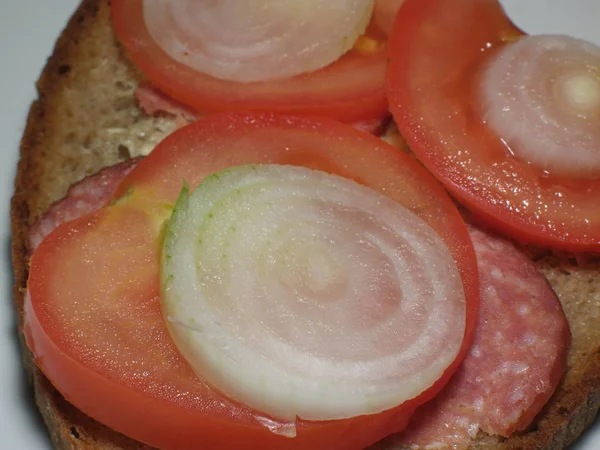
(10, 0, 600, 448)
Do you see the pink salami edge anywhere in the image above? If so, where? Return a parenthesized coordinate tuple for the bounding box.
(28, 158, 140, 253)
(391, 226, 570, 448)
(27, 160, 570, 448)
(135, 82, 198, 128)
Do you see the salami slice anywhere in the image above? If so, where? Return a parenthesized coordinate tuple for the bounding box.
(28, 159, 139, 252)
(387, 226, 570, 449)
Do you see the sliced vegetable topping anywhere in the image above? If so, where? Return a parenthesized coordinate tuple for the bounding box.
(162, 164, 466, 421)
(387, 0, 600, 252)
(111, 0, 390, 122)
(480, 35, 600, 178)
(143, 0, 374, 82)
(392, 225, 570, 448)
(26, 112, 479, 450)
(372, 0, 405, 35)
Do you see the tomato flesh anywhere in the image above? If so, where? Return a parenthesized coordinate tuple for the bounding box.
(387, 0, 600, 252)
(26, 113, 479, 449)
(111, 0, 396, 123)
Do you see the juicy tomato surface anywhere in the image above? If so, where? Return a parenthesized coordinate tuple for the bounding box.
(111, 0, 393, 123)
(387, 0, 600, 252)
(26, 113, 479, 450)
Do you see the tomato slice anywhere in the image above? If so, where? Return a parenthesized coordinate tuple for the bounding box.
(26, 113, 478, 449)
(387, 0, 600, 252)
(111, 0, 392, 123)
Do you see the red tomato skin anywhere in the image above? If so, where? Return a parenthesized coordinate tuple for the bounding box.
(111, 0, 389, 123)
(26, 112, 479, 449)
(387, 0, 600, 253)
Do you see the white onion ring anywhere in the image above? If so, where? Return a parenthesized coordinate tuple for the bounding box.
(479, 35, 600, 178)
(373, 0, 406, 35)
(160, 164, 466, 421)
(143, 0, 374, 83)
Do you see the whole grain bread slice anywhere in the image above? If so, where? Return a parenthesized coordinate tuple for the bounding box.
(9, 0, 600, 448)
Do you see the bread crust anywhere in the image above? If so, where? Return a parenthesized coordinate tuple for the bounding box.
(11, 0, 160, 448)
(10, 0, 600, 448)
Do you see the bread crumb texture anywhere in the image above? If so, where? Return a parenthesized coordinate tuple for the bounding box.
(24, 0, 175, 223)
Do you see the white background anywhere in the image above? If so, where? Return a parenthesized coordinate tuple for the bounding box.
(0, 0, 598, 448)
